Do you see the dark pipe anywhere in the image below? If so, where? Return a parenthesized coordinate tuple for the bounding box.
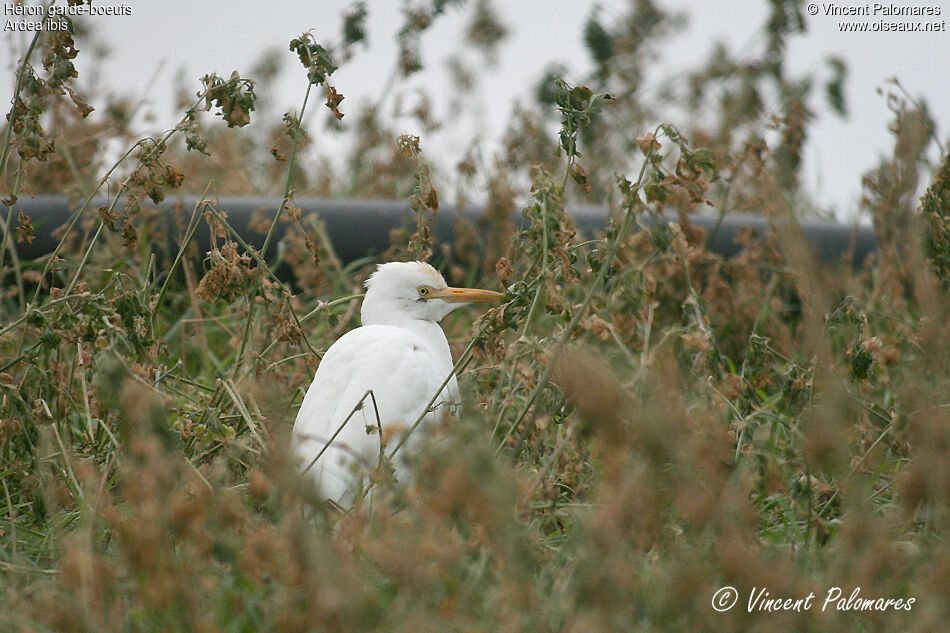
(6, 195, 877, 267)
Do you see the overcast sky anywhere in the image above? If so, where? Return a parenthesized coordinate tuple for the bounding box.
(2, 0, 948, 220)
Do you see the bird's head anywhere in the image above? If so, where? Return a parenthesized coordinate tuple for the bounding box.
(361, 261, 502, 325)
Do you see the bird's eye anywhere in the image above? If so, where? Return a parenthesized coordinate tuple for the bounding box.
(417, 286, 430, 298)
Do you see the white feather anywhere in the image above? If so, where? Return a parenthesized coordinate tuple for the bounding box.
(291, 261, 497, 505)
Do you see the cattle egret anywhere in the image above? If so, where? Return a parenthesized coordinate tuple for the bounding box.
(292, 261, 502, 505)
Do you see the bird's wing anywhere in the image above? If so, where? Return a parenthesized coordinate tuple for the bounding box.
(291, 325, 456, 502)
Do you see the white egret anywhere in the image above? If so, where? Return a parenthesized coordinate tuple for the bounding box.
(291, 261, 502, 505)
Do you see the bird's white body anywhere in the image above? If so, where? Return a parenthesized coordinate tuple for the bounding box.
(291, 262, 500, 505)
(292, 320, 459, 503)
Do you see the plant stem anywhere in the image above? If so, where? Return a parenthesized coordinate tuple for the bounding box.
(495, 140, 658, 455)
(261, 81, 313, 258)
(0, 29, 42, 179)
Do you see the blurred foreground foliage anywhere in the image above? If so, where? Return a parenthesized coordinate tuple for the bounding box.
(2, 1, 950, 631)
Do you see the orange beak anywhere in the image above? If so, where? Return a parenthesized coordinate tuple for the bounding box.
(430, 287, 504, 303)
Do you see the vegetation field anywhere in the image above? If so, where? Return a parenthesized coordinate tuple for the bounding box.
(2, 2, 950, 631)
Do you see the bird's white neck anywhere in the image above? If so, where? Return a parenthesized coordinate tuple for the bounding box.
(366, 316, 453, 375)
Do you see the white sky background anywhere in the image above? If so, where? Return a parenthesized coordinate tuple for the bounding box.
(2, 0, 948, 221)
